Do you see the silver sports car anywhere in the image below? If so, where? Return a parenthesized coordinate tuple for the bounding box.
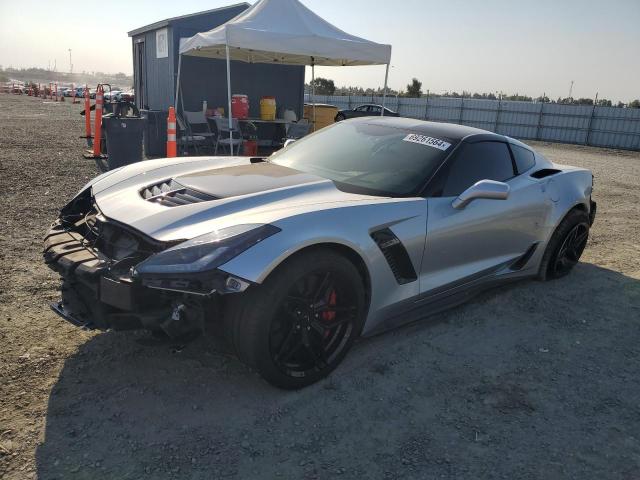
(44, 117, 596, 388)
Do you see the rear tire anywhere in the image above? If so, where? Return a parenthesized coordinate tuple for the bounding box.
(224, 249, 366, 389)
(538, 208, 590, 281)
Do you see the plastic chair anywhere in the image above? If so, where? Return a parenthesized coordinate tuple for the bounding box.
(213, 117, 243, 155)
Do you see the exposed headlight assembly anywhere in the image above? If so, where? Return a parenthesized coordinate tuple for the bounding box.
(132, 224, 280, 295)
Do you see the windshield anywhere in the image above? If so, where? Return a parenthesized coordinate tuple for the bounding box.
(270, 121, 455, 196)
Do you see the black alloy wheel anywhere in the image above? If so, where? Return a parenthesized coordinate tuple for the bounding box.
(224, 249, 366, 389)
(270, 270, 357, 378)
(551, 222, 589, 277)
(539, 208, 590, 281)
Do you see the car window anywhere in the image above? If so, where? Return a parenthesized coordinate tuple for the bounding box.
(355, 106, 368, 112)
(442, 141, 515, 196)
(510, 144, 536, 173)
(369, 106, 382, 114)
(270, 122, 455, 196)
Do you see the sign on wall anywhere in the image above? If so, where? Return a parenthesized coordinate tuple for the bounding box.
(156, 28, 168, 58)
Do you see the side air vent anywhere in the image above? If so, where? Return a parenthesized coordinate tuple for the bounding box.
(530, 168, 561, 179)
(140, 179, 217, 207)
(509, 242, 539, 271)
(370, 228, 417, 285)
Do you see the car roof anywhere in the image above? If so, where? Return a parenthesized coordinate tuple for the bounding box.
(352, 116, 505, 142)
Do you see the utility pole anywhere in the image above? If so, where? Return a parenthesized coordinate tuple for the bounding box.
(68, 49, 73, 74)
(568, 80, 574, 100)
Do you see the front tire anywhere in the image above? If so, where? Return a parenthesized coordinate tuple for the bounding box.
(224, 250, 366, 389)
(334, 113, 346, 122)
(538, 208, 590, 281)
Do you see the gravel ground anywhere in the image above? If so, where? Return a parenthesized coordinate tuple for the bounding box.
(1, 93, 639, 480)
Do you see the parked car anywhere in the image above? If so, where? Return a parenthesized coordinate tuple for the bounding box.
(76, 87, 97, 98)
(44, 117, 596, 389)
(334, 104, 399, 121)
(103, 90, 122, 102)
(118, 90, 135, 102)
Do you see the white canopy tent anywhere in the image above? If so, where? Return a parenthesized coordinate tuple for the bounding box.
(177, 0, 392, 152)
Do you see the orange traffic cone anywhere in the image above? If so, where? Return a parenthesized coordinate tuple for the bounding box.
(83, 85, 92, 147)
(167, 107, 177, 158)
(93, 85, 104, 157)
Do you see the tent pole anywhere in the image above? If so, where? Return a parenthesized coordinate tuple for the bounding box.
(175, 54, 182, 111)
(381, 63, 389, 116)
(311, 58, 316, 131)
(226, 44, 234, 155)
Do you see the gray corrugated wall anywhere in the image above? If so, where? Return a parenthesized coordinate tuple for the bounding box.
(171, 5, 305, 119)
(308, 94, 640, 151)
(179, 56, 305, 119)
(131, 29, 174, 110)
(131, 4, 304, 115)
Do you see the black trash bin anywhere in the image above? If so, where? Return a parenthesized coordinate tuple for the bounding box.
(141, 109, 168, 158)
(102, 113, 145, 170)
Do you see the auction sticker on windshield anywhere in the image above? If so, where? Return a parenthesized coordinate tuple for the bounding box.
(403, 134, 451, 151)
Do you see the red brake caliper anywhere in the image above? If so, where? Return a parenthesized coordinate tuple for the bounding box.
(322, 289, 337, 326)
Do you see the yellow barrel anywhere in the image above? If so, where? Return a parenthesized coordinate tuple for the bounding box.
(303, 103, 338, 131)
(260, 96, 276, 120)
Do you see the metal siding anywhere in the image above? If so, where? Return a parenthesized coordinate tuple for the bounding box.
(130, 4, 305, 117)
(309, 95, 640, 150)
(180, 56, 305, 119)
(139, 29, 174, 110)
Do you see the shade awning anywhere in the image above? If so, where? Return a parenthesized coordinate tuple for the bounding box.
(179, 0, 392, 66)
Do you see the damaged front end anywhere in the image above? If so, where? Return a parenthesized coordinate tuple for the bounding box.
(44, 188, 269, 340)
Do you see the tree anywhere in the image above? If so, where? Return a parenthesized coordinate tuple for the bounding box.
(406, 78, 422, 98)
(596, 98, 612, 107)
(629, 99, 640, 109)
(310, 77, 336, 95)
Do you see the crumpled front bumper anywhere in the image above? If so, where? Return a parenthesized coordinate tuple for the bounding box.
(44, 221, 180, 332)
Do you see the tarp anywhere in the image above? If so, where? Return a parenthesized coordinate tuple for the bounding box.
(179, 0, 391, 66)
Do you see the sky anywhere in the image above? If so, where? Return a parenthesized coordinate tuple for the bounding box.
(0, 0, 638, 102)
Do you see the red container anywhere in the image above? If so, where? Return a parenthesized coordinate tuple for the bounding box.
(243, 139, 258, 156)
(231, 94, 249, 119)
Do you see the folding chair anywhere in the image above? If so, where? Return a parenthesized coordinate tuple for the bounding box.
(213, 117, 243, 155)
(277, 122, 312, 149)
(286, 122, 311, 140)
(176, 114, 207, 156)
(183, 110, 217, 151)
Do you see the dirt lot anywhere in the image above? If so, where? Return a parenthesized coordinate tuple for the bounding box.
(1, 93, 639, 479)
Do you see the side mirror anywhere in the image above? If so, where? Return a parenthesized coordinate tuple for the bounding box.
(283, 138, 296, 148)
(452, 179, 510, 209)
